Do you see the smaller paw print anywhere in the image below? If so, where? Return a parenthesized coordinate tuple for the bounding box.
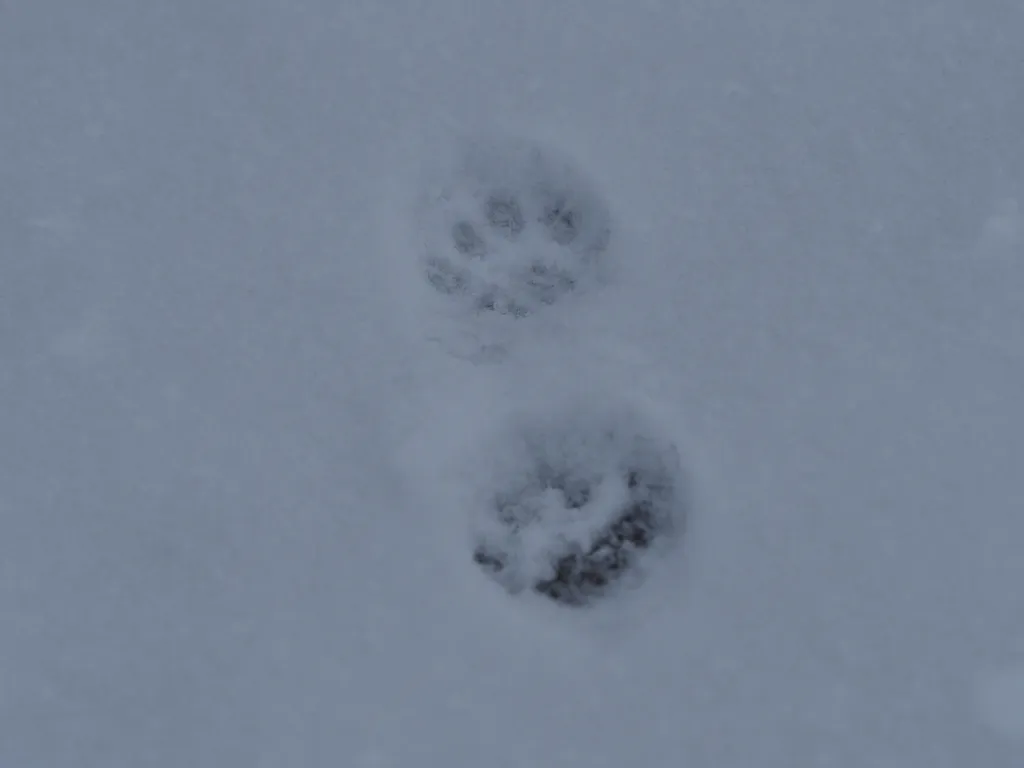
(420, 138, 612, 319)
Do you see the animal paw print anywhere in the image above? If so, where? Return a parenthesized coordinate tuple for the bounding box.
(469, 406, 683, 607)
(419, 137, 612, 318)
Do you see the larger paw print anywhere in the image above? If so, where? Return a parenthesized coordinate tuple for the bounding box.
(419, 137, 612, 318)
(469, 404, 684, 607)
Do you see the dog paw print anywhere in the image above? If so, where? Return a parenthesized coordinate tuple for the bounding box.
(418, 137, 612, 319)
(469, 405, 684, 607)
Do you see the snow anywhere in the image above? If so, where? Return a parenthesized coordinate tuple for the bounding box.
(2, 1, 1023, 766)
(977, 664, 1024, 743)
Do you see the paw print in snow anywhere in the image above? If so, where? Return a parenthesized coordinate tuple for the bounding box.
(469, 404, 684, 607)
(418, 136, 612, 319)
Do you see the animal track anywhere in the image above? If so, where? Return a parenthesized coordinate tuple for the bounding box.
(469, 405, 683, 607)
(417, 137, 612, 319)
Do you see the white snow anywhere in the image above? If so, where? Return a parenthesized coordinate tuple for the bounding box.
(2, 1, 1023, 766)
(976, 664, 1024, 743)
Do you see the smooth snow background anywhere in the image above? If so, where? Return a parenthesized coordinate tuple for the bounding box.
(2, 1, 1023, 766)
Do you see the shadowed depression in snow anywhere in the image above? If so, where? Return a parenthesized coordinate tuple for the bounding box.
(470, 405, 684, 606)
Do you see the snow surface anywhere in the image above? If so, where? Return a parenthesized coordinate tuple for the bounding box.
(2, 1, 1024, 766)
